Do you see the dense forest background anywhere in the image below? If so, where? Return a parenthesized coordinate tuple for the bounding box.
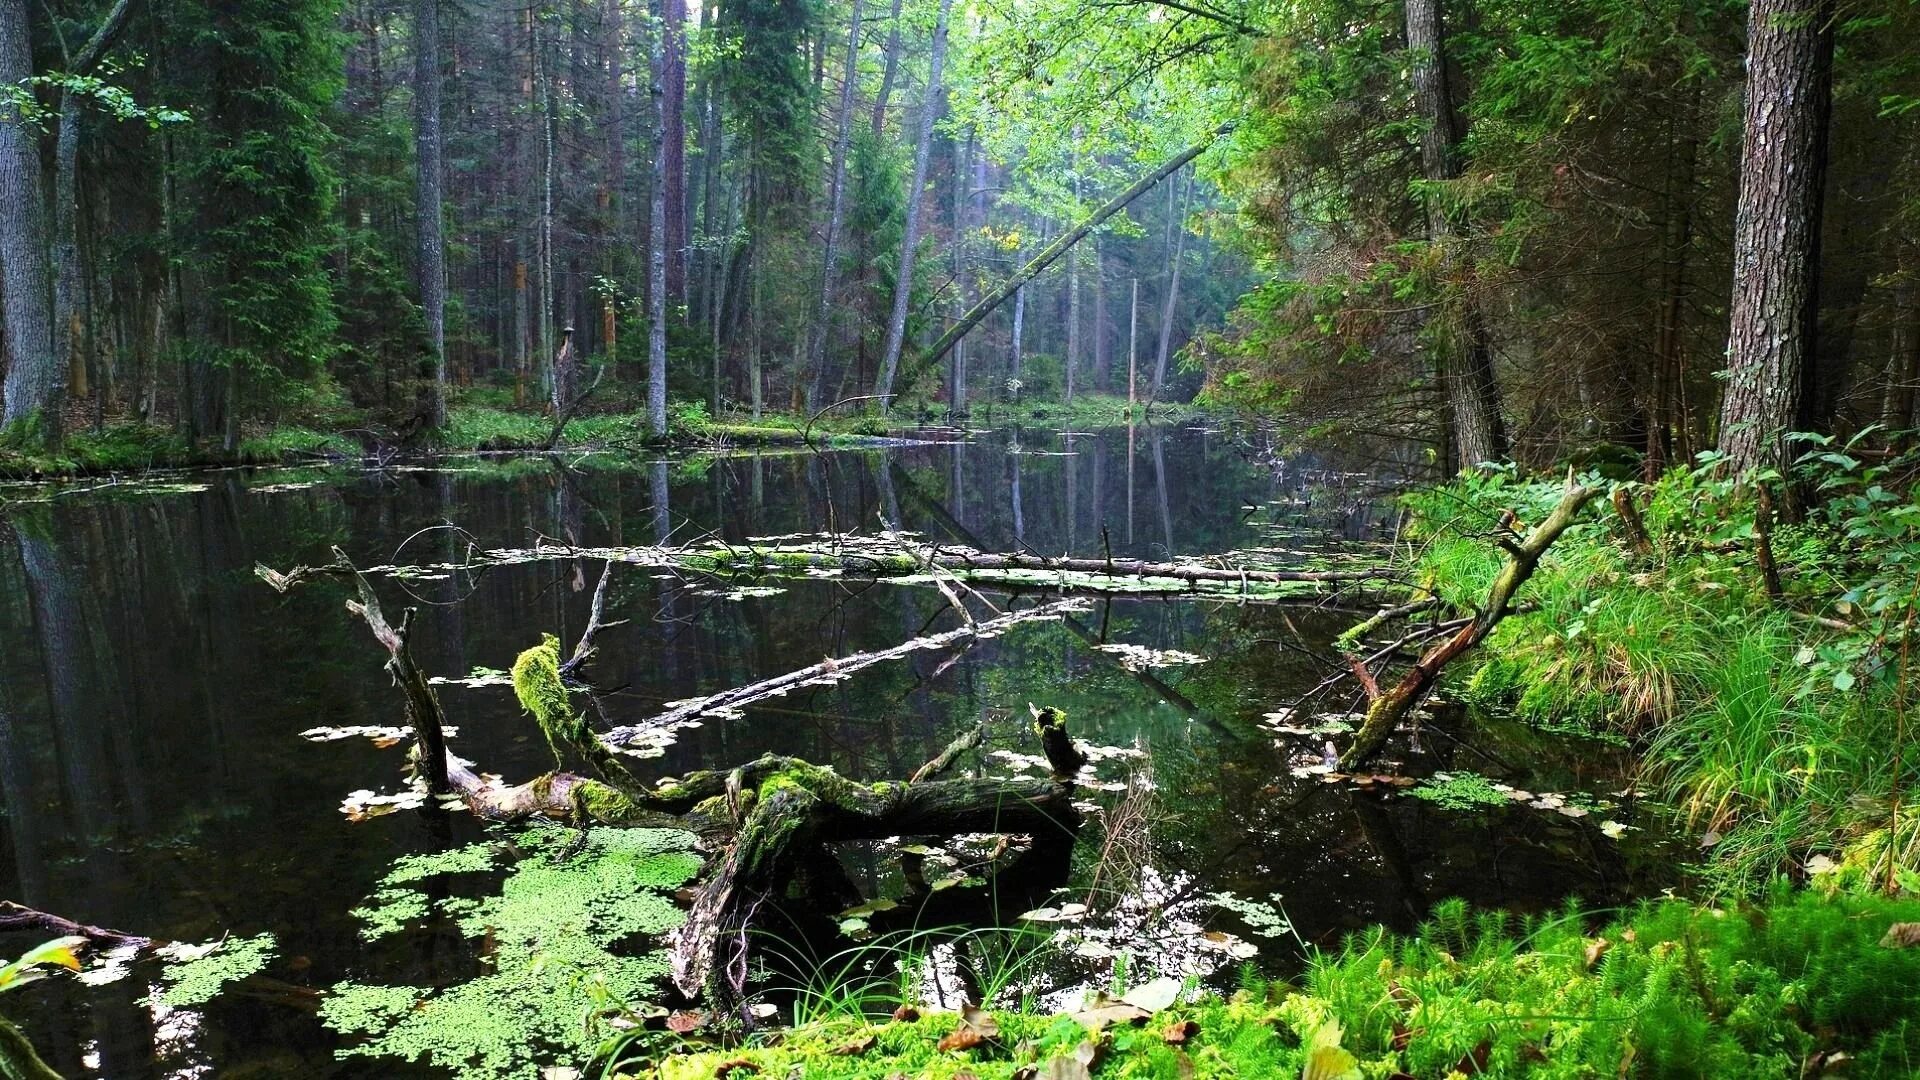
(0, 0, 1917, 474)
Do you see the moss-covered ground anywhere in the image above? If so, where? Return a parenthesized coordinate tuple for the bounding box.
(622, 888, 1920, 1079)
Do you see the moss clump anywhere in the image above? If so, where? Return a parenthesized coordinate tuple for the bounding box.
(326, 824, 702, 1079)
(640, 888, 1920, 1079)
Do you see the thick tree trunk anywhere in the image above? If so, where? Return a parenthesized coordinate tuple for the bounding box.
(806, 0, 864, 410)
(1406, 0, 1507, 469)
(1716, 0, 1834, 476)
(873, 0, 954, 409)
(0, 0, 60, 447)
(415, 0, 450, 428)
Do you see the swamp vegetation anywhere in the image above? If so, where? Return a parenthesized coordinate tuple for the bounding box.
(3, 0, 1920, 1071)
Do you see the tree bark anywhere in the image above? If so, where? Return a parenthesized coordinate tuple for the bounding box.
(1716, 0, 1834, 476)
(873, 0, 954, 409)
(806, 0, 864, 410)
(415, 0, 450, 429)
(663, 0, 688, 301)
(1151, 165, 1189, 399)
(1406, 0, 1507, 469)
(647, 0, 670, 437)
(869, 0, 906, 138)
(0, 0, 60, 447)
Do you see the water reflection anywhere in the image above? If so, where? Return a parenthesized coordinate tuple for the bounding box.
(0, 425, 1655, 1076)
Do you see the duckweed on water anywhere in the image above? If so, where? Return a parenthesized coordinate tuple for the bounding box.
(322, 824, 702, 1078)
(150, 933, 277, 1007)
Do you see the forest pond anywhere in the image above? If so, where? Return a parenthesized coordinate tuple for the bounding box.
(0, 424, 1670, 1077)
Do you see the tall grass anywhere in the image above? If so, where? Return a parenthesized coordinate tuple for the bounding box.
(1405, 459, 1920, 890)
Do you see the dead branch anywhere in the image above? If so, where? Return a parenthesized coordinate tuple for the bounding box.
(910, 722, 987, 784)
(600, 599, 1088, 747)
(0, 902, 151, 950)
(1338, 477, 1602, 769)
(337, 546, 451, 795)
(305, 567, 1090, 1012)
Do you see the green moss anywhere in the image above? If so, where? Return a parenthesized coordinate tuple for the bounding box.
(151, 933, 278, 1007)
(638, 888, 1920, 1080)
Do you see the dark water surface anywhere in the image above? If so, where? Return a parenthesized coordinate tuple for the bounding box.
(0, 425, 1665, 1077)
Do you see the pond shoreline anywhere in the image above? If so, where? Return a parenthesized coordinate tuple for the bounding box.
(0, 395, 1201, 484)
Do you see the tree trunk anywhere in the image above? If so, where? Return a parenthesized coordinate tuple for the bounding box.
(0, 0, 60, 447)
(1406, 0, 1507, 469)
(1715, 0, 1834, 476)
(663, 0, 688, 301)
(806, 0, 864, 410)
(869, 0, 906, 138)
(415, 0, 450, 428)
(1065, 143, 1083, 405)
(1151, 165, 1189, 399)
(873, 0, 955, 408)
(647, 0, 670, 436)
(1010, 284, 1024, 389)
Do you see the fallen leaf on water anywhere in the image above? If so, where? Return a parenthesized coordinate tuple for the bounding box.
(1879, 923, 1920, 948)
(1600, 820, 1629, 840)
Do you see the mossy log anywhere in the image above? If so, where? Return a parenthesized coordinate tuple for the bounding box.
(1338, 477, 1601, 769)
(325, 561, 1089, 1011)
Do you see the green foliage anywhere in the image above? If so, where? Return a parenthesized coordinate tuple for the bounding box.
(323, 824, 702, 1079)
(1408, 770, 1514, 811)
(1404, 453, 1920, 888)
(162, 0, 344, 421)
(637, 889, 1920, 1078)
(151, 933, 278, 1007)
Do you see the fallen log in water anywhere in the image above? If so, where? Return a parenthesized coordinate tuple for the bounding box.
(259, 535, 1390, 603)
(1327, 474, 1603, 768)
(321, 555, 1088, 1010)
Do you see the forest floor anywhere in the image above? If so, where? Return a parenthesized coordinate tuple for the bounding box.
(0, 393, 1192, 480)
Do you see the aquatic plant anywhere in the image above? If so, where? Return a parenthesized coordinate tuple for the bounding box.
(150, 932, 277, 1007)
(322, 824, 702, 1078)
